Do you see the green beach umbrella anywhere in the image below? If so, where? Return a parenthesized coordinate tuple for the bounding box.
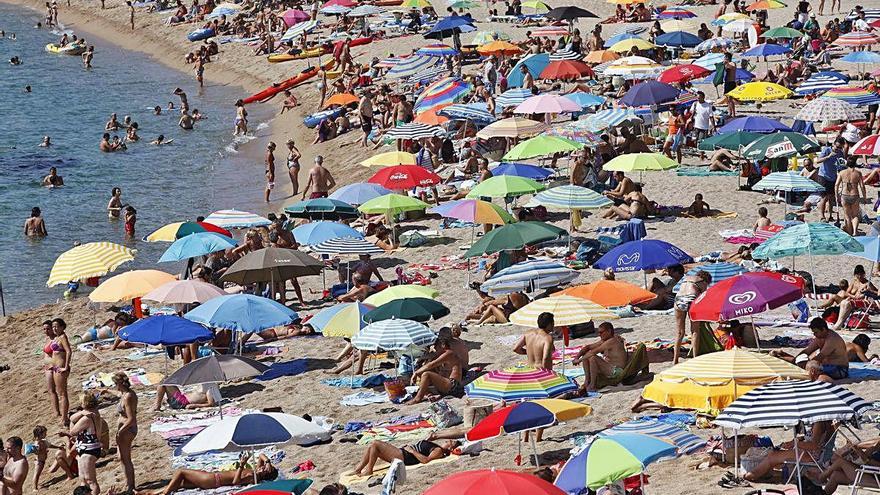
(358, 193, 430, 214)
(698, 131, 762, 151)
(555, 434, 678, 491)
(463, 221, 566, 258)
(763, 26, 804, 39)
(752, 222, 863, 259)
(466, 176, 546, 199)
(740, 132, 820, 160)
(449, 0, 479, 8)
(502, 135, 584, 161)
(364, 297, 451, 323)
(603, 152, 679, 172)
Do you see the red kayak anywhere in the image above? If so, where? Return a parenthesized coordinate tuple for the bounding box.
(242, 60, 336, 104)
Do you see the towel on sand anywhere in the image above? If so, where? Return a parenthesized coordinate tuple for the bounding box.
(676, 167, 738, 177)
(338, 454, 460, 485)
(256, 359, 309, 381)
(847, 362, 880, 381)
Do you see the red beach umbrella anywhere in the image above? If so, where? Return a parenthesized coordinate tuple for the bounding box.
(423, 469, 567, 495)
(853, 134, 880, 156)
(367, 165, 442, 189)
(539, 60, 591, 80)
(689, 272, 804, 322)
(322, 0, 355, 7)
(657, 64, 710, 84)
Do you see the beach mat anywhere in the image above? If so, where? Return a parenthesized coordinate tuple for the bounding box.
(338, 454, 460, 485)
(256, 359, 309, 381)
(846, 362, 880, 381)
(676, 167, 738, 177)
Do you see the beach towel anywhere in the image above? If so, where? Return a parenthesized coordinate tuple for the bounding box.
(127, 348, 166, 360)
(676, 167, 738, 177)
(322, 373, 388, 388)
(846, 362, 880, 381)
(82, 369, 164, 390)
(681, 211, 738, 220)
(171, 446, 285, 471)
(77, 338, 116, 352)
(338, 454, 460, 486)
(256, 359, 309, 381)
(340, 391, 389, 406)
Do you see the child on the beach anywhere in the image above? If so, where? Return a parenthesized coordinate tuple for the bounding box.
(124, 206, 137, 238)
(754, 207, 771, 231)
(31, 425, 61, 490)
(687, 193, 711, 218)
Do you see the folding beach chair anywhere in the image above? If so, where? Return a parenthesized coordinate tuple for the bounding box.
(850, 465, 880, 494)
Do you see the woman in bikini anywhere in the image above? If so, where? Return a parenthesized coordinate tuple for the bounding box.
(107, 187, 123, 219)
(351, 439, 459, 477)
(112, 372, 138, 492)
(146, 453, 277, 495)
(285, 139, 302, 196)
(44, 318, 72, 427)
(60, 393, 103, 495)
(673, 270, 712, 364)
(233, 99, 248, 136)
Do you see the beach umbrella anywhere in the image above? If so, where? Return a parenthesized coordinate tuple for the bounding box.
(329, 183, 391, 205)
(415, 108, 450, 125)
(163, 354, 269, 386)
(364, 297, 450, 322)
(660, 19, 695, 31)
(438, 103, 495, 123)
(521, 0, 550, 9)
(794, 73, 849, 95)
(532, 185, 612, 210)
(319, 4, 350, 13)
(697, 131, 762, 151)
(712, 12, 750, 25)
(752, 222, 864, 259)
(562, 92, 606, 108)
(556, 280, 655, 307)
(463, 222, 566, 258)
(514, 94, 581, 114)
(752, 172, 825, 193)
(89, 269, 177, 303)
(158, 232, 237, 262)
(841, 51, 880, 64)
(697, 67, 755, 85)
(238, 480, 313, 495)
(401, 0, 430, 7)
(673, 262, 746, 292)
(655, 30, 702, 48)
(280, 20, 318, 41)
(543, 125, 602, 146)
(363, 284, 439, 306)
(496, 88, 539, 108)
(465, 366, 578, 401)
(538, 60, 590, 80)
(695, 37, 736, 52)
(502, 135, 583, 161)
(416, 43, 458, 57)
(601, 419, 705, 454)
(846, 236, 880, 263)
(291, 221, 363, 246)
(429, 199, 515, 224)
(142, 279, 226, 305)
(383, 122, 445, 140)
(692, 51, 729, 70)
(853, 134, 880, 155)
(184, 294, 298, 333)
(347, 4, 381, 15)
(471, 30, 509, 45)
(466, 175, 546, 198)
(490, 162, 553, 180)
(182, 413, 330, 454)
(726, 82, 793, 101)
(414, 77, 471, 113)
(741, 132, 821, 160)
(467, 399, 590, 441)
(593, 239, 693, 273)
(220, 247, 323, 284)
(361, 151, 417, 167)
(603, 153, 679, 172)
(657, 6, 696, 18)
(578, 108, 642, 132)
(204, 209, 271, 228)
(745, 0, 786, 10)
(549, 49, 582, 61)
(833, 32, 880, 48)
(762, 26, 803, 38)
(507, 54, 550, 88)
(584, 49, 619, 63)
(619, 81, 680, 107)
(311, 237, 383, 255)
(546, 5, 597, 20)
(742, 42, 791, 57)
(796, 98, 863, 122)
(118, 315, 213, 345)
(721, 18, 757, 34)
(658, 64, 710, 84)
(308, 302, 374, 337)
(47, 242, 137, 287)
(322, 93, 359, 108)
(821, 86, 880, 106)
(476, 116, 546, 138)
(477, 40, 523, 56)
(510, 295, 618, 327)
(367, 165, 441, 189)
(426, 470, 566, 495)
(603, 32, 640, 48)
(603, 56, 663, 79)
(556, 434, 678, 491)
(717, 115, 791, 133)
(144, 221, 231, 242)
(284, 198, 359, 220)
(608, 38, 656, 53)
(481, 259, 579, 295)
(689, 272, 804, 322)
(387, 55, 440, 79)
(358, 193, 430, 215)
(352, 318, 437, 351)
(423, 14, 476, 40)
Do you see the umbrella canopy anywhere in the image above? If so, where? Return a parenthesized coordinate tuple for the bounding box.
(658, 6, 696, 18)
(660, 19, 696, 31)
(619, 81, 680, 107)
(532, 185, 612, 210)
(562, 92, 606, 108)
(502, 135, 584, 161)
(491, 162, 553, 180)
(746, 0, 786, 10)
(841, 51, 880, 63)
(182, 413, 330, 454)
(546, 5, 597, 19)
(481, 259, 579, 295)
(695, 36, 736, 52)
(846, 235, 880, 263)
(238, 480, 313, 495)
(119, 315, 214, 345)
(510, 295, 618, 326)
(593, 239, 693, 273)
(721, 18, 757, 33)
(752, 172, 825, 192)
(698, 131, 763, 151)
(145, 221, 232, 242)
(603, 153, 679, 172)
(717, 115, 792, 133)
(322, 93, 359, 108)
(507, 54, 550, 88)
(438, 103, 495, 123)
(658, 64, 710, 84)
(742, 43, 791, 57)
(514, 94, 581, 114)
(655, 30, 702, 48)
(284, 198, 359, 220)
(347, 4, 381, 15)
(795, 73, 849, 95)
(425, 470, 566, 495)
(429, 199, 515, 225)
(383, 122, 445, 141)
(603, 32, 641, 48)
(477, 40, 523, 56)
(466, 399, 591, 441)
(142, 279, 226, 305)
(311, 237, 383, 255)
(673, 262, 746, 291)
(159, 233, 237, 262)
(417, 43, 458, 57)
(309, 302, 374, 337)
(363, 284, 439, 306)
(163, 355, 269, 386)
(557, 280, 655, 307)
(387, 55, 441, 79)
(319, 4, 350, 13)
(763, 26, 804, 38)
(352, 318, 437, 351)
(466, 175, 546, 198)
(47, 242, 136, 287)
(689, 272, 804, 322)
(603, 56, 663, 79)
(220, 247, 323, 284)
(834, 32, 880, 47)
(752, 222, 863, 258)
(414, 77, 471, 113)
(471, 30, 510, 45)
(538, 60, 591, 80)
(584, 49, 620, 63)
(715, 380, 871, 429)
(853, 134, 880, 155)
(358, 193, 430, 215)
(89, 270, 177, 303)
(578, 108, 643, 132)
(204, 210, 271, 228)
(727, 82, 793, 101)
(796, 98, 863, 122)
(821, 86, 880, 106)
(364, 297, 450, 323)
(496, 88, 540, 108)
(477, 116, 547, 139)
(741, 132, 821, 160)
(465, 366, 578, 401)
(555, 434, 678, 491)
(329, 183, 391, 205)
(423, 14, 476, 39)
(291, 221, 363, 246)
(609, 38, 656, 53)
(185, 294, 298, 333)
(463, 222, 565, 258)
(280, 19, 318, 42)
(367, 165, 442, 189)
(601, 419, 706, 454)
(361, 151, 417, 167)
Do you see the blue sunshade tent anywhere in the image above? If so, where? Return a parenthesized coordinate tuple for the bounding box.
(185, 294, 299, 333)
(119, 315, 213, 345)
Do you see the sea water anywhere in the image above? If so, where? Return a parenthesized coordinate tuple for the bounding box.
(0, 3, 272, 312)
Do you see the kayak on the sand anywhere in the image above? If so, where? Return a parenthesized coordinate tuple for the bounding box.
(45, 43, 86, 55)
(241, 59, 335, 105)
(266, 37, 373, 64)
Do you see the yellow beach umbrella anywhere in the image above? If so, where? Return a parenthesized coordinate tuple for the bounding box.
(47, 242, 137, 287)
(661, 19, 696, 31)
(89, 269, 177, 303)
(477, 40, 523, 56)
(361, 151, 417, 167)
(364, 284, 439, 306)
(401, 0, 431, 7)
(509, 295, 618, 327)
(726, 82, 793, 101)
(476, 116, 547, 139)
(609, 38, 656, 53)
(521, 0, 550, 9)
(584, 50, 620, 63)
(641, 348, 808, 410)
(716, 12, 750, 22)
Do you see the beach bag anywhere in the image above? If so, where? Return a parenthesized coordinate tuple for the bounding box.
(428, 400, 462, 428)
(399, 231, 427, 248)
(740, 446, 770, 474)
(383, 378, 406, 401)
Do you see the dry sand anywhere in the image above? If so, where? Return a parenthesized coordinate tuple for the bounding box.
(0, 0, 878, 493)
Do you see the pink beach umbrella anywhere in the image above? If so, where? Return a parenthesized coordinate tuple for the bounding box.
(142, 279, 227, 305)
(513, 94, 582, 114)
(282, 9, 311, 26)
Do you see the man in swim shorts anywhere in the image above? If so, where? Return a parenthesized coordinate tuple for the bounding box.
(572, 322, 629, 393)
(265, 142, 276, 202)
(300, 155, 336, 199)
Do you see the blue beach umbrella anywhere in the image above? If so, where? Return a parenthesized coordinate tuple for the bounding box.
(185, 294, 299, 333)
(507, 53, 550, 88)
(717, 115, 792, 133)
(795, 74, 849, 95)
(563, 92, 606, 108)
(619, 81, 680, 107)
(291, 221, 363, 245)
(438, 102, 496, 123)
(424, 14, 476, 39)
(417, 43, 459, 57)
(329, 183, 391, 205)
(841, 51, 880, 64)
(601, 418, 706, 454)
(490, 162, 553, 180)
(532, 185, 613, 210)
(847, 236, 880, 263)
(673, 262, 746, 291)
(743, 43, 791, 57)
(655, 30, 702, 48)
(593, 239, 693, 273)
(604, 32, 641, 48)
(118, 315, 214, 345)
(158, 232, 237, 262)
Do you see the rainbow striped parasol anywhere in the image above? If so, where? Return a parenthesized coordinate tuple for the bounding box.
(821, 86, 880, 106)
(414, 77, 471, 114)
(465, 366, 578, 401)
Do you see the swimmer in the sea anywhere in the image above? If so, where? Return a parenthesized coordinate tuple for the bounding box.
(24, 85, 31, 92)
(39, 136, 51, 147)
(24, 207, 47, 237)
(178, 111, 194, 130)
(151, 135, 173, 145)
(111, 135, 127, 151)
(100, 132, 113, 152)
(42, 166, 63, 187)
(126, 123, 140, 142)
(153, 105, 161, 115)
(192, 109, 205, 120)
(105, 113, 120, 131)
(9, 56, 21, 65)
(82, 45, 93, 69)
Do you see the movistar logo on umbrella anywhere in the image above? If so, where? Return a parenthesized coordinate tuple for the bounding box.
(617, 253, 640, 266)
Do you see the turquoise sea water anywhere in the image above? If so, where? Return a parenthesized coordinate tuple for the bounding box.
(0, 3, 271, 313)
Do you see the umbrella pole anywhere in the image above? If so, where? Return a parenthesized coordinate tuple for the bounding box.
(808, 248, 819, 311)
(734, 430, 739, 478)
(793, 429, 803, 495)
(749, 315, 760, 351)
(529, 432, 539, 466)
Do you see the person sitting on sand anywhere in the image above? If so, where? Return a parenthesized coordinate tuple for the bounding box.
(771, 317, 849, 381)
(601, 184, 650, 220)
(280, 90, 298, 114)
(42, 167, 63, 188)
(153, 383, 222, 411)
(336, 274, 373, 303)
(754, 207, 771, 231)
(572, 322, 628, 393)
(639, 264, 685, 311)
(687, 193, 710, 217)
(350, 439, 459, 477)
(405, 333, 467, 404)
(466, 291, 528, 325)
(743, 420, 833, 483)
(143, 453, 277, 495)
(603, 171, 634, 203)
(708, 148, 739, 172)
(848, 333, 878, 363)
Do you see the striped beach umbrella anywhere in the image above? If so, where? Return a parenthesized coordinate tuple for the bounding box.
(510, 295, 619, 327)
(417, 43, 458, 57)
(531, 25, 570, 37)
(438, 103, 495, 123)
(821, 86, 880, 106)
(543, 124, 602, 145)
(311, 237, 383, 255)
(182, 413, 329, 454)
(673, 262, 746, 292)
(555, 433, 678, 491)
(351, 318, 437, 351)
(695, 36, 736, 52)
(309, 302, 375, 337)
(752, 172, 824, 193)
(414, 77, 471, 113)
(383, 122, 445, 140)
(347, 4, 381, 16)
(752, 222, 864, 259)
(601, 419, 705, 454)
(465, 366, 579, 401)
(144, 221, 231, 242)
(533, 185, 612, 210)
(471, 30, 510, 45)
(745, 0, 786, 10)
(657, 6, 696, 18)
(476, 116, 546, 138)
(562, 92, 606, 108)
(408, 65, 449, 83)
(319, 4, 350, 13)
(549, 49, 581, 61)
(579, 108, 642, 132)
(429, 199, 514, 224)
(204, 209, 271, 228)
(795, 98, 863, 122)
(852, 134, 880, 156)
(481, 259, 579, 295)
(794, 74, 849, 95)
(833, 31, 880, 48)
(280, 19, 318, 41)
(495, 88, 536, 108)
(387, 55, 440, 79)
(47, 242, 137, 286)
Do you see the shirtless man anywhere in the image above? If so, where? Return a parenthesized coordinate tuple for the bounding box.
(836, 157, 866, 235)
(572, 322, 628, 393)
(105, 113, 120, 131)
(178, 111, 194, 130)
(602, 184, 649, 220)
(173, 88, 189, 113)
(336, 274, 371, 302)
(603, 171, 634, 203)
(358, 89, 374, 148)
(406, 334, 468, 404)
(771, 318, 849, 381)
(264, 142, 276, 202)
(340, 254, 383, 284)
(24, 207, 47, 237)
(99, 133, 113, 152)
(42, 167, 63, 187)
(513, 312, 555, 370)
(1, 438, 27, 495)
(520, 64, 535, 90)
(300, 155, 336, 199)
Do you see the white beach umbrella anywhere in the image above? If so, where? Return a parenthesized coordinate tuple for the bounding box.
(182, 413, 330, 454)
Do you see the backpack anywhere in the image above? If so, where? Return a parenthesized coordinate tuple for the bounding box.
(429, 400, 463, 428)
